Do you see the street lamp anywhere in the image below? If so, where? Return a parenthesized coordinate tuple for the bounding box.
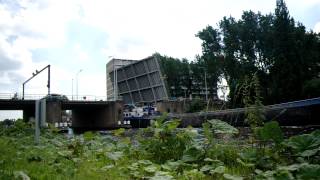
(71, 78, 74, 100)
(76, 69, 83, 100)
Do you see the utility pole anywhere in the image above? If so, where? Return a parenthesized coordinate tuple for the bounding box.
(113, 61, 115, 101)
(76, 69, 83, 100)
(47, 65, 50, 95)
(71, 78, 74, 100)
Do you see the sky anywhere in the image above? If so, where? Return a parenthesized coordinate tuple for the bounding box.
(0, 0, 320, 119)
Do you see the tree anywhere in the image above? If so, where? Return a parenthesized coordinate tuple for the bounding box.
(196, 26, 223, 100)
(197, 0, 320, 106)
(156, 53, 192, 98)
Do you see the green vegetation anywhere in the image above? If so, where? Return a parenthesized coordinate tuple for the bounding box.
(157, 0, 320, 106)
(203, 0, 320, 105)
(1, 118, 319, 179)
(186, 98, 206, 113)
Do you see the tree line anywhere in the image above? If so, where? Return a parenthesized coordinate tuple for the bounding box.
(157, 0, 320, 107)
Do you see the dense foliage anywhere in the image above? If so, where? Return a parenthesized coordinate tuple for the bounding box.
(156, 53, 220, 101)
(198, 0, 320, 106)
(1, 118, 319, 179)
(157, 0, 320, 106)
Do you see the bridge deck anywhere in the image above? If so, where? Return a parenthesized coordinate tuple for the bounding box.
(0, 100, 35, 110)
(0, 99, 115, 110)
(62, 101, 116, 109)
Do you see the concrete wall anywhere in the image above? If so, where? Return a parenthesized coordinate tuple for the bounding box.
(156, 100, 190, 113)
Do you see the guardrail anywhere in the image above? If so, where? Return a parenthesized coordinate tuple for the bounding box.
(170, 97, 320, 117)
(0, 93, 44, 100)
(68, 95, 107, 101)
(0, 93, 107, 101)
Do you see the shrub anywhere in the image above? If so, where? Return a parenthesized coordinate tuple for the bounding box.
(187, 99, 206, 113)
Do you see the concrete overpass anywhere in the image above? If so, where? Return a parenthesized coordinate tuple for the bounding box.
(0, 96, 123, 130)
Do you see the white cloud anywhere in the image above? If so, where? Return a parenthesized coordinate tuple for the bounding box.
(1, 0, 320, 120)
(314, 22, 320, 33)
(73, 44, 89, 62)
(76, 0, 282, 59)
(0, 0, 81, 95)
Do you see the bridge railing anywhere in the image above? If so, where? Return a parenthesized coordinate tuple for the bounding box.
(67, 95, 107, 101)
(0, 93, 107, 101)
(169, 97, 320, 117)
(0, 93, 51, 100)
(0, 93, 17, 100)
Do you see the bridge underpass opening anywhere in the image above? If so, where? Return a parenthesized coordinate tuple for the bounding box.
(51, 109, 72, 129)
(0, 110, 23, 121)
(63, 101, 124, 130)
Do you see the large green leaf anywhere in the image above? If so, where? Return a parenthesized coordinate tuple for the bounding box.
(257, 163, 320, 180)
(14, 171, 30, 180)
(285, 130, 320, 157)
(161, 161, 183, 171)
(210, 166, 225, 174)
(182, 145, 204, 162)
(83, 131, 96, 141)
(223, 173, 243, 180)
(113, 128, 125, 137)
(300, 148, 320, 157)
(256, 121, 283, 144)
(200, 164, 215, 172)
(144, 165, 158, 173)
(207, 119, 239, 134)
(163, 120, 180, 131)
(236, 158, 255, 168)
(106, 151, 123, 161)
(296, 163, 320, 180)
(150, 171, 173, 180)
(138, 160, 153, 165)
(273, 169, 294, 180)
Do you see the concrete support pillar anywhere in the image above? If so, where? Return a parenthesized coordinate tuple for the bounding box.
(46, 101, 62, 123)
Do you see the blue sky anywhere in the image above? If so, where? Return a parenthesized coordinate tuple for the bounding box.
(0, 0, 319, 119)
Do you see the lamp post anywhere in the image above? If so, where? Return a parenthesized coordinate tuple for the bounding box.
(76, 69, 83, 100)
(71, 78, 74, 100)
